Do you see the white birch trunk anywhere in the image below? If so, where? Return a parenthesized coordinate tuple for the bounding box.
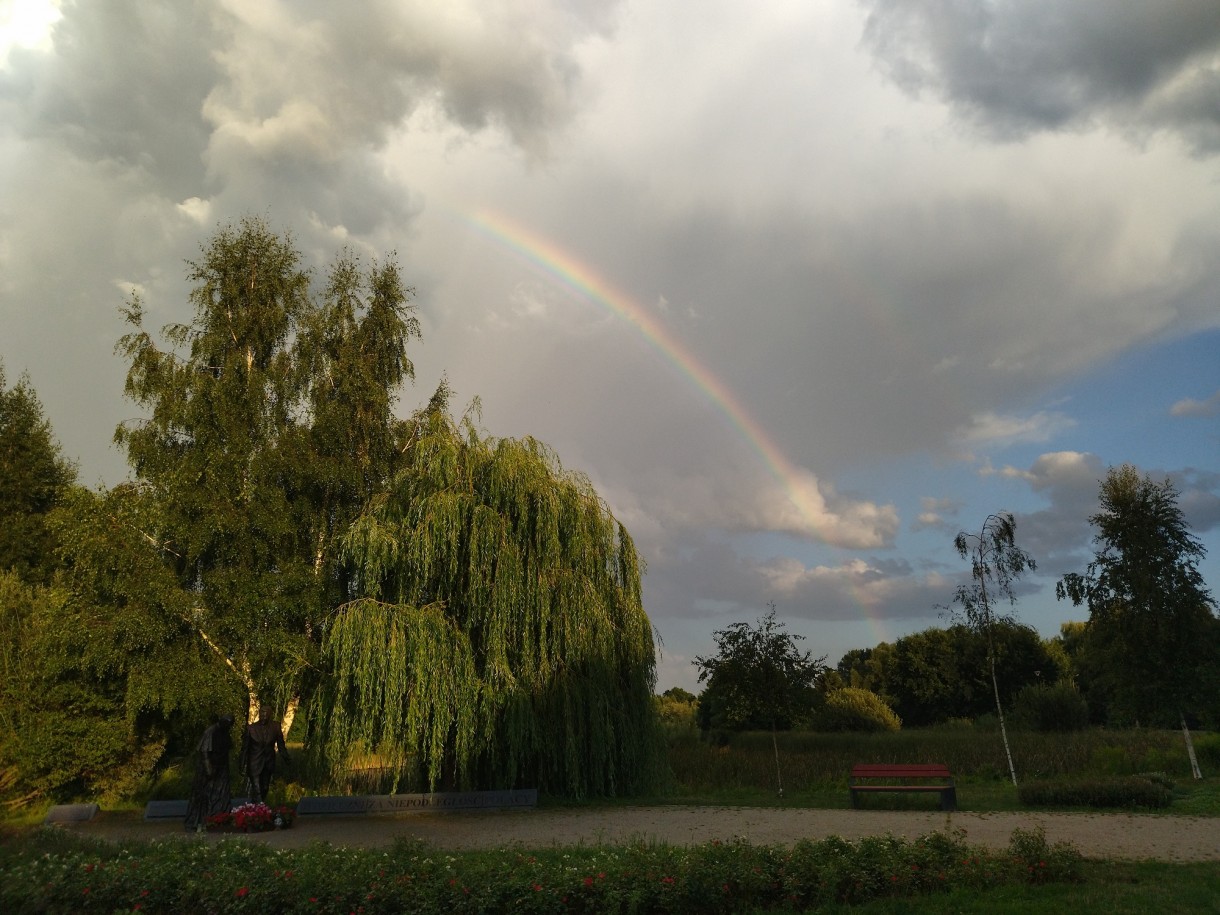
(1181, 711, 1203, 780)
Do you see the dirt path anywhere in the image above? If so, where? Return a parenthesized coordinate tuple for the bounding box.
(64, 805, 1220, 863)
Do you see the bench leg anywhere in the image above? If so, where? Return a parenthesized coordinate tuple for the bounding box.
(850, 789, 859, 809)
(940, 788, 957, 812)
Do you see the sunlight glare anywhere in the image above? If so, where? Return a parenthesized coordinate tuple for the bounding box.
(0, 0, 62, 67)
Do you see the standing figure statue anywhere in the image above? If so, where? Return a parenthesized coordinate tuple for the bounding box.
(240, 707, 290, 804)
(184, 714, 234, 832)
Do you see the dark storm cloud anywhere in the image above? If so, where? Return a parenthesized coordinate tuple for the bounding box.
(1, 0, 612, 227)
(0, 0, 617, 482)
(861, 0, 1220, 153)
(0, 2, 218, 199)
(994, 451, 1105, 570)
(997, 455, 1220, 580)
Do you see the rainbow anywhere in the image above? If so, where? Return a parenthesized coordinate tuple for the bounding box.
(463, 210, 896, 558)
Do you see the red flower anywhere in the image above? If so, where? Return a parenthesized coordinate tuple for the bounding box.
(236, 886, 249, 897)
(583, 877, 594, 887)
(533, 883, 543, 892)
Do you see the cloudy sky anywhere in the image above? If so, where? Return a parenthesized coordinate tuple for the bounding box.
(2, 0, 1218, 692)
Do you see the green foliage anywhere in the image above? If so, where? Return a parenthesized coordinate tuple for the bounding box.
(818, 687, 902, 732)
(1057, 465, 1218, 726)
(111, 216, 421, 713)
(0, 826, 1084, 913)
(949, 512, 1037, 785)
(695, 605, 826, 732)
(655, 689, 699, 735)
(1012, 682, 1090, 733)
(839, 622, 1061, 728)
(309, 408, 663, 798)
(0, 362, 76, 584)
(0, 568, 194, 804)
(1017, 775, 1174, 809)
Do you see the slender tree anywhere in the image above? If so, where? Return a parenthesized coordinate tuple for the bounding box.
(950, 512, 1036, 786)
(1057, 465, 1217, 777)
(309, 401, 663, 797)
(694, 605, 826, 796)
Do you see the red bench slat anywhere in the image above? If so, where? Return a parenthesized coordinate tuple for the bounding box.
(848, 763, 957, 811)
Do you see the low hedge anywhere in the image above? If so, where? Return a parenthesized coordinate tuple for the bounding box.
(1018, 775, 1173, 809)
(1, 824, 1083, 913)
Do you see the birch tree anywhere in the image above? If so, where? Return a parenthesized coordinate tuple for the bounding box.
(112, 218, 419, 723)
(950, 512, 1036, 787)
(1057, 465, 1217, 777)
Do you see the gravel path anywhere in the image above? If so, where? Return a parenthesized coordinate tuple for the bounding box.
(65, 805, 1220, 863)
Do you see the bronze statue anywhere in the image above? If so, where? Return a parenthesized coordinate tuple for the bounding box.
(239, 707, 290, 804)
(184, 714, 234, 831)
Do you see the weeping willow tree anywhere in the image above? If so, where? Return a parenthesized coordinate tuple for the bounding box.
(308, 398, 664, 798)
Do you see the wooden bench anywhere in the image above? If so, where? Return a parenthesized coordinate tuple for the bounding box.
(849, 764, 957, 811)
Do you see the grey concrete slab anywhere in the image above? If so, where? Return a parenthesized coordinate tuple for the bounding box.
(44, 803, 99, 824)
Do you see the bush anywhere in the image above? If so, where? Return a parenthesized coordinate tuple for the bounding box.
(1013, 683, 1090, 732)
(817, 688, 901, 733)
(1192, 732, 1220, 771)
(0, 825, 1085, 912)
(1018, 775, 1173, 809)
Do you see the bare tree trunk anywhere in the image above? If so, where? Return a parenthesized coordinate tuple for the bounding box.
(1181, 711, 1203, 780)
(282, 696, 301, 738)
(771, 727, 784, 797)
(192, 618, 259, 722)
(991, 656, 1018, 787)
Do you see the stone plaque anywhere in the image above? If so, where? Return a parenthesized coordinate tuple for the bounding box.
(145, 797, 251, 820)
(297, 788, 538, 816)
(44, 803, 99, 824)
(144, 800, 189, 820)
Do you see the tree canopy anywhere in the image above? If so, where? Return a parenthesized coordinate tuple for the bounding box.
(1057, 465, 1218, 727)
(309, 403, 663, 797)
(694, 606, 826, 733)
(111, 218, 420, 717)
(0, 363, 76, 584)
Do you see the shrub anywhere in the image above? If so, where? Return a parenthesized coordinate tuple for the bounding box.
(817, 688, 901, 733)
(0, 826, 1085, 912)
(1192, 732, 1220, 771)
(1018, 775, 1173, 809)
(1013, 683, 1090, 732)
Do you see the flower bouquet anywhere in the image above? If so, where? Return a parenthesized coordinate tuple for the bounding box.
(207, 802, 296, 832)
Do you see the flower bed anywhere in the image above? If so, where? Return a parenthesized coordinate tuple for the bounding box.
(207, 802, 296, 832)
(2, 825, 1085, 913)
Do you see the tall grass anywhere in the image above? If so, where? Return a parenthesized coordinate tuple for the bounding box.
(666, 726, 1218, 793)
